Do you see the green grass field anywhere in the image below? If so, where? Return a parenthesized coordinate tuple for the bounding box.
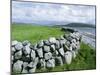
(11, 23, 96, 73)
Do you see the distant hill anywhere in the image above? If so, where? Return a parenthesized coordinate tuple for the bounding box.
(55, 23, 95, 28)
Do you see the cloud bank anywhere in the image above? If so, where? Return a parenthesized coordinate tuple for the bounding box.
(12, 1, 96, 25)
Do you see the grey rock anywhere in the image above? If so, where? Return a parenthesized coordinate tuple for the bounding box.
(55, 56, 63, 66)
(46, 59, 55, 68)
(44, 52, 52, 60)
(13, 60, 23, 73)
(36, 48, 43, 58)
(15, 50, 22, 60)
(29, 66, 36, 73)
(58, 47, 64, 57)
(22, 40, 30, 46)
(23, 45, 31, 55)
(43, 45, 50, 52)
(64, 51, 72, 64)
(55, 40, 60, 49)
(49, 37, 56, 44)
(15, 42, 23, 50)
(22, 69, 28, 73)
(12, 40, 18, 46)
(38, 40, 44, 48)
(44, 40, 50, 45)
(31, 50, 36, 61)
(65, 41, 70, 47)
(60, 39, 66, 46)
(23, 62, 28, 69)
(39, 59, 46, 69)
(50, 44, 56, 52)
(12, 47, 16, 55)
(28, 57, 39, 68)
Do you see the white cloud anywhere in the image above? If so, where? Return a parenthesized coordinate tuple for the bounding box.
(12, 1, 96, 24)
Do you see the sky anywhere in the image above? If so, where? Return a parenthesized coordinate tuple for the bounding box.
(12, 1, 96, 25)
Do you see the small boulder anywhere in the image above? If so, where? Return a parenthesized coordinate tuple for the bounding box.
(58, 47, 64, 57)
(37, 40, 44, 48)
(49, 37, 56, 44)
(12, 47, 16, 55)
(43, 45, 50, 52)
(55, 56, 63, 66)
(36, 48, 43, 58)
(15, 42, 23, 50)
(44, 52, 52, 60)
(14, 50, 22, 60)
(23, 45, 31, 55)
(30, 50, 36, 61)
(64, 51, 72, 64)
(44, 40, 50, 46)
(29, 66, 36, 73)
(13, 60, 23, 73)
(12, 40, 18, 46)
(22, 40, 30, 46)
(46, 59, 55, 68)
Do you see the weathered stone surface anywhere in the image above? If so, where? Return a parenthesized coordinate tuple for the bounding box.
(23, 45, 31, 55)
(22, 40, 30, 46)
(55, 56, 63, 66)
(15, 42, 23, 50)
(23, 62, 28, 69)
(46, 59, 55, 68)
(29, 66, 36, 73)
(43, 45, 50, 52)
(15, 50, 22, 60)
(49, 37, 56, 44)
(55, 40, 60, 49)
(44, 52, 52, 60)
(44, 40, 50, 45)
(12, 40, 18, 46)
(12, 47, 16, 55)
(22, 69, 28, 73)
(64, 51, 72, 64)
(33, 57, 39, 67)
(60, 39, 66, 46)
(31, 50, 36, 61)
(36, 48, 43, 58)
(38, 40, 44, 48)
(13, 60, 23, 73)
(39, 59, 46, 68)
(58, 47, 64, 57)
(50, 44, 55, 52)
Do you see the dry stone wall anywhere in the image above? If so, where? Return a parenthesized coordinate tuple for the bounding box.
(11, 32, 82, 73)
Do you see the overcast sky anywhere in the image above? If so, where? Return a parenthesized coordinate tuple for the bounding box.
(12, 1, 96, 25)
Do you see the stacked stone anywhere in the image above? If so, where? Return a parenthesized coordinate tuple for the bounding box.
(11, 32, 82, 73)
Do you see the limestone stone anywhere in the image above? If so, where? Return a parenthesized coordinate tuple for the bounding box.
(44, 52, 52, 60)
(38, 40, 44, 48)
(15, 42, 23, 50)
(36, 48, 43, 58)
(55, 56, 63, 66)
(31, 50, 36, 61)
(22, 40, 30, 46)
(23, 45, 31, 55)
(29, 66, 36, 73)
(43, 45, 50, 52)
(49, 37, 56, 44)
(64, 51, 72, 64)
(13, 60, 23, 73)
(58, 47, 64, 57)
(46, 59, 55, 68)
(15, 50, 22, 60)
(12, 40, 18, 46)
